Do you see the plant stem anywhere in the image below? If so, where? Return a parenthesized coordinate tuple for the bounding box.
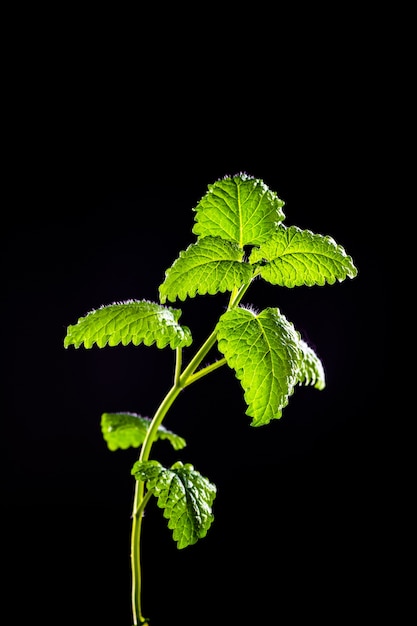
(130, 280, 254, 623)
(182, 357, 227, 387)
(131, 382, 182, 624)
(179, 328, 219, 386)
(174, 346, 182, 385)
(130, 327, 225, 624)
(130, 487, 152, 624)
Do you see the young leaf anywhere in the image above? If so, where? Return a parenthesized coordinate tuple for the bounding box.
(101, 412, 187, 451)
(297, 340, 326, 389)
(250, 225, 358, 287)
(159, 236, 253, 303)
(131, 460, 217, 549)
(216, 307, 302, 426)
(192, 173, 285, 247)
(64, 299, 192, 349)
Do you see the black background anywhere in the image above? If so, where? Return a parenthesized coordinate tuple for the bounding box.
(3, 15, 402, 626)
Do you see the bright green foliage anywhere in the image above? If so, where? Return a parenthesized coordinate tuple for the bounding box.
(159, 236, 253, 303)
(101, 412, 187, 451)
(131, 460, 217, 549)
(297, 340, 326, 389)
(64, 172, 358, 625)
(192, 173, 285, 246)
(64, 299, 192, 350)
(216, 307, 304, 426)
(249, 225, 358, 287)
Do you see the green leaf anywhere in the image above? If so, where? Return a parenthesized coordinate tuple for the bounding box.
(159, 236, 253, 303)
(64, 299, 192, 349)
(131, 460, 217, 549)
(216, 307, 302, 426)
(297, 340, 326, 390)
(250, 225, 358, 287)
(100, 412, 187, 451)
(192, 173, 285, 247)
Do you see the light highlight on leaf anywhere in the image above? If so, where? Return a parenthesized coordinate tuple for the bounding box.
(101, 412, 187, 451)
(131, 460, 216, 549)
(159, 236, 253, 303)
(297, 340, 326, 389)
(64, 299, 192, 350)
(250, 225, 358, 287)
(192, 173, 285, 247)
(216, 307, 302, 426)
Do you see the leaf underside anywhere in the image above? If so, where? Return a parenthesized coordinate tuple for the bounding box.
(64, 299, 192, 349)
(297, 340, 326, 389)
(132, 460, 217, 549)
(101, 412, 187, 451)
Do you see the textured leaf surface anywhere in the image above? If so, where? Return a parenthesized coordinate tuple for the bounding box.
(131, 460, 216, 549)
(297, 340, 326, 389)
(101, 412, 187, 451)
(64, 299, 192, 349)
(216, 307, 302, 426)
(250, 225, 358, 287)
(192, 173, 285, 246)
(159, 236, 253, 303)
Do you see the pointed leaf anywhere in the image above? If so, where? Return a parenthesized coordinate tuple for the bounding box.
(64, 299, 192, 349)
(192, 173, 285, 247)
(131, 460, 217, 549)
(101, 412, 187, 451)
(159, 236, 253, 303)
(216, 307, 302, 426)
(297, 340, 326, 390)
(250, 225, 358, 287)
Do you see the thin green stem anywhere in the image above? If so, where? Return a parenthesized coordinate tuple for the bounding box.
(174, 346, 182, 385)
(132, 487, 152, 519)
(140, 383, 183, 464)
(131, 381, 183, 625)
(229, 280, 252, 308)
(130, 333, 219, 624)
(130, 485, 152, 625)
(179, 328, 219, 386)
(130, 278, 254, 624)
(182, 357, 227, 387)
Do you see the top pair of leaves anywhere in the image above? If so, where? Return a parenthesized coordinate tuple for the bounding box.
(158, 173, 357, 303)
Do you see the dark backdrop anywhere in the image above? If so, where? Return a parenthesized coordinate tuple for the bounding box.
(3, 24, 399, 625)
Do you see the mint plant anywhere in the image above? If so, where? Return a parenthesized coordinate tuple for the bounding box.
(64, 173, 358, 625)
